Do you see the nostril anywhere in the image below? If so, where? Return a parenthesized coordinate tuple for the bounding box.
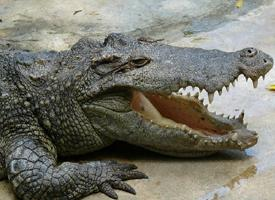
(246, 48, 257, 57)
(263, 57, 274, 67)
(240, 47, 258, 57)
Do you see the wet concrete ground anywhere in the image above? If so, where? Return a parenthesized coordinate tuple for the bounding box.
(1, 0, 275, 200)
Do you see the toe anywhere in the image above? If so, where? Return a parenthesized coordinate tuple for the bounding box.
(110, 181, 136, 195)
(98, 182, 118, 199)
(115, 170, 148, 180)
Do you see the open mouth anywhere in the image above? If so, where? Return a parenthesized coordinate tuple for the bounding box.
(130, 76, 259, 150)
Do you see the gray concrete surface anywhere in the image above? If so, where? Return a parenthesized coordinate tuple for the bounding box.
(1, 0, 275, 199)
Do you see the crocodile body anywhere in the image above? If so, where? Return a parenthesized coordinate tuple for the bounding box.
(0, 33, 273, 199)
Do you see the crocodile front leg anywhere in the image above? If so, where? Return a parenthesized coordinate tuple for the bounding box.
(6, 137, 146, 199)
(1, 97, 147, 199)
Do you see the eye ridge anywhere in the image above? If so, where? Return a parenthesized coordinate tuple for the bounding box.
(129, 56, 151, 67)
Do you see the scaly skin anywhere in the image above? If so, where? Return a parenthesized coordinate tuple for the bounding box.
(0, 33, 273, 199)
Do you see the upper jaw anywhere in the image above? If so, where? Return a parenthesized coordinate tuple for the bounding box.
(126, 55, 271, 104)
(98, 46, 273, 103)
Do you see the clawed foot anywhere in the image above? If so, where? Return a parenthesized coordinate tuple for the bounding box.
(94, 161, 148, 199)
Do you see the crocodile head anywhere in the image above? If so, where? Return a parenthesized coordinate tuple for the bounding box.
(80, 33, 273, 157)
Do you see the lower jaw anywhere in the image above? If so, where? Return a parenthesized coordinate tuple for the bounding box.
(141, 144, 220, 157)
(130, 90, 257, 149)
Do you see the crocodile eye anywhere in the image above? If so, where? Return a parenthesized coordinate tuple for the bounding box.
(129, 57, 151, 67)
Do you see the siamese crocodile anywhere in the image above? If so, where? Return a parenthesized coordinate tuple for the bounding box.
(0, 33, 273, 199)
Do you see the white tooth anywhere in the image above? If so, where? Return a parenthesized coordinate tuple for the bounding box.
(208, 93, 214, 104)
(231, 133, 238, 141)
(232, 81, 235, 87)
(194, 92, 199, 98)
(246, 77, 249, 82)
(238, 110, 245, 122)
(179, 88, 184, 94)
(253, 79, 258, 88)
(218, 138, 223, 143)
(226, 86, 229, 92)
(230, 140, 235, 145)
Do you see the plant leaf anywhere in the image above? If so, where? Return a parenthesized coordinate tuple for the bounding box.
(267, 84, 275, 91)
(236, 0, 244, 8)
